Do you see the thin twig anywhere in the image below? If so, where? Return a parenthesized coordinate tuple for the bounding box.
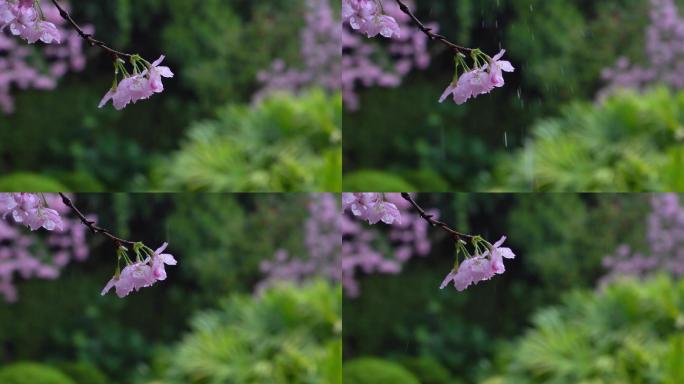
(400, 193, 474, 241)
(394, 0, 474, 54)
(50, 0, 133, 59)
(58, 193, 137, 247)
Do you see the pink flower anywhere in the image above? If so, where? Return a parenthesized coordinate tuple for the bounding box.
(440, 236, 515, 292)
(146, 55, 174, 93)
(485, 236, 516, 274)
(343, 0, 400, 38)
(0, 193, 64, 232)
(150, 242, 177, 281)
(439, 50, 514, 105)
(99, 55, 173, 110)
(1, 1, 60, 44)
(487, 50, 515, 88)
(23, 20, 61, 44)
(101, 261, 155, 298)
(101, 242, 177, 298)
(342, 193, 402, 225)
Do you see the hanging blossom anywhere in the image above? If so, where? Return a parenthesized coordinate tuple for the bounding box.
(342, 192, 402, 225)
(98, 55, 174, 110)
(0, 0, 61, 44)
(0, 192, 64, 231)
(599, 0, 684, 100)
(2, 193, 178, 299)
(343, 192, 515, 293)
(0, 0, 89, 113)
(600, 194, 684, 287)
(3, 0, 173, 110)
(342, 0, 400, 38)
(343, 0, 515, 106)
(439, 49, 515, 105)
(51, 193, 177, 298)
(100, 242, 177, 298)
(0, 193, 91, 302)
(439, 236, 515, 291)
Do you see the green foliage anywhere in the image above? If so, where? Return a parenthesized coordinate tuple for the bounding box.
(486, 277, 684, 383)
(493, 88, 684, 191)
(343, 170, 416, 192)
(165, 194, 310, 300)
(0, 173, 68, 192)
(507, 194, 649, 292)
(150, 281, 342, 384)
(0, 362, 75, 384)
(343, 358, 420, 384)
(161, 0, 305, 107)
(163, 90, 342, 192)
(397, 357, 455, 384)
(56, 362, 108, 384)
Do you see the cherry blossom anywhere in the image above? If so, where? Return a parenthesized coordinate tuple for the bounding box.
(344, 193, 516, 293)
(1, 0, 61, 44)
(439, 50, 515, 105)
(0, 193, 90, 302)
(342, 193, 402, 225)
(98, 55, 174, 110)
(343, 0, 515, 106)
(0, 193, 64, 232)
(342, 0, 400, 38)
(101, 242, 177, 298)
(439, 236, 516, 291)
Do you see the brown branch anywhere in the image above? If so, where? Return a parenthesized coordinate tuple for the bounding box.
(394, 0, 474, 54)
(49, 0, 133, 59)
(400, 193, 474, 241)
(58, 193, 137, 247)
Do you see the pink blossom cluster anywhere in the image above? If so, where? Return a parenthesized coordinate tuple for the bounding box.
(257, 194, 342, 294)
(343, 192, 402, 225)
(1, 0, 60, 44)
(101, 242, 177, 298)
(342, 0, 433, 109)
(342, 0, 400, 39)
(342, 193, 433, 297)
(254, 0, 341, 102)
(439, 236, 515, 291)
(0, 1, 88, 113)
(601, 194, 684, 287)
(599, 0, 684, 99)
(0, 192, 63, 231)
(98, 55, 173, 110)
(439, 50, 515, 105)
(0, 193, 91, 302)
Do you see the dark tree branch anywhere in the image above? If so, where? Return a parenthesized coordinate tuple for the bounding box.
(58, 193, 137, 247)
(50, 0, 133, 59)
(400, 193, 474, 241)
(394, 0, 474, 54)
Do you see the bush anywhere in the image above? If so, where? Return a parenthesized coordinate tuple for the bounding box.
(343, 358, 420, 384)
(485, 277, 684, 383)
(163, 90, 342, 192)
(0, 362, 75, 384)
(56, 362, 108, 384)
(151, 281, 342, 384)
(397, 357, 454, 384)
(492, 88, 684, 191)
(0, 173, 68, 191)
